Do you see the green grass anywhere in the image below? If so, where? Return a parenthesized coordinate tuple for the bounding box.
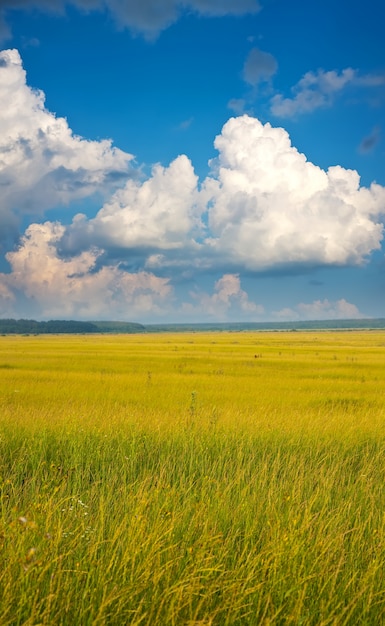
(1, 331, 385, 624)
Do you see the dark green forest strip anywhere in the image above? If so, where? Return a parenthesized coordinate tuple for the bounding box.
(1, 317, 385, 334)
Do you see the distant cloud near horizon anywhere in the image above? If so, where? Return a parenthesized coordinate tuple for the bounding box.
(274, 298, 365, 321)
(183, 273, 264, 319)
(0, 221, 173, 319)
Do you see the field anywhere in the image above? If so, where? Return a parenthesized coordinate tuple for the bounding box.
(1, 331, 385, 625)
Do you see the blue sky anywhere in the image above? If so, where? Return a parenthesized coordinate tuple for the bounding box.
(0, 0, 384, 323)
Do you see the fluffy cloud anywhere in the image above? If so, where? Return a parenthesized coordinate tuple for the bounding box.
(271, 68, 385, 118)
(0, 221, 172, 319)
(243, 48, 277, 87)
(0, 0, 260, 40)
(1, 47, 385, 321)
(64, 115, 385, 275)
(0, 49, 132, 243)
(64, 154, 201, 259)
(4, 49, 383, 280)
(202, 116, 385, 270)
(182, 273, 264, 319)
(274, 299, 365, 321)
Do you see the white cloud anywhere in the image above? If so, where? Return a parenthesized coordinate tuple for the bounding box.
(1, 47, 385, 321)
(202, 115, 385, 270)
(182, 273, 263, 319)
(0, 48, 132, 241)
(68, 115, 385, 275)
(0, 0, 260, 41)
(66, 154, 202, 256)
(0, 221, 172, 319)
(271, 68, 385, 118)
(297, 298, 364, 319)
(273, 307, 299, 321)
(242, 47, 277, 86)
(274, 298, 365, 321)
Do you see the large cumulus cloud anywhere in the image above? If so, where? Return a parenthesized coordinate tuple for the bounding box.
(1, 48, 385, 321)
(0, 49, 132, 243)
(68, 114, 385, 273)
(202, 116, 385, 270)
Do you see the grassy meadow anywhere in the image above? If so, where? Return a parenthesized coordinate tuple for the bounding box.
(1, 330, 385, 625)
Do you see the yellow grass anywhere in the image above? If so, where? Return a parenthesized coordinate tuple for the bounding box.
(1, 331, 385, 624)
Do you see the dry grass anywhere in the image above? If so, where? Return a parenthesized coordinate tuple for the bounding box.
(1, 331, 385, 624)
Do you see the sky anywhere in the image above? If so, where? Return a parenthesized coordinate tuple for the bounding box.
(0, 0, 384, 323)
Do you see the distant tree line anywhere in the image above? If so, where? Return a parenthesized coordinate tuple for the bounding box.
(0, 319, 145, 334)
(0, 317, 384, 335)
(145, 319, 385, 332)
(0, 319, 100, 334)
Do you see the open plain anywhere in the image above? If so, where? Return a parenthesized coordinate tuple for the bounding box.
(1, 331, 385, 625)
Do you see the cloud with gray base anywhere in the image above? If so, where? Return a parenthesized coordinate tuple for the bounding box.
(271, 68, 385, 118)
(0, 0, 261, 41)
(64, 154, 202, 259)
(0, 221, 172, 319)
(0, 49, 132, 244)
(55, 105, 385, 276)
(63, 114, 385, 274)
(201, 116, 385, 271)
(1, 50, 385, 320)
